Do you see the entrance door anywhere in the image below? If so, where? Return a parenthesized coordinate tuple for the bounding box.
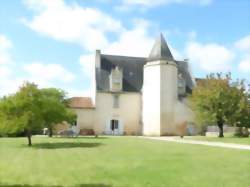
(110, 119, 119, 135)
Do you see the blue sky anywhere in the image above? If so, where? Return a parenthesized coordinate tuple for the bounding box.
(0, 0, 250, 97)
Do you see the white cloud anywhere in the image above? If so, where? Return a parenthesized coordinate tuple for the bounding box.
(119, 0, 212, 9)
(239, 57, 250, 73)
(79, 54, 96, 97)
(185, 41, 234, 72)
(0, 35, 12, 65)
(23, 62, 75, 86)
(0, 34, 76, 96)
(0, 34, 19, 96)
(0, 65, 12, 77)
(79, 54, 97, 99)
(79, 54, 95, 78)
(235, 35, 250, 75)
(22, 0, 123, 51)
(104, 23, 154, 57)
(235, 35, 250, 51)
(0, 77, 24, 97)
(0, 61, 76, 97)
(0, 63, 24, 97)
(103, 19, 180, 58)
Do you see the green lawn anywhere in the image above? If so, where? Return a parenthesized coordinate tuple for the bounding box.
(185, 136, 250, 145)
(0, 136, 249, 187)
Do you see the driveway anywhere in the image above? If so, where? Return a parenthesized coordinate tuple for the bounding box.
(142, 136, 250, 150)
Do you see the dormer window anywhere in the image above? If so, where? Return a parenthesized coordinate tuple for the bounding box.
(109, 66, 123, 92)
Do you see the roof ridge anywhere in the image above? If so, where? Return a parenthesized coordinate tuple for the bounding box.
(101, 54, 146, 59)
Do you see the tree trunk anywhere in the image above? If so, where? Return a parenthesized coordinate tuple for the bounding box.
(217, 120, 224, 138)
(27, 130, 32, 146)
(48, 127, 53, 137)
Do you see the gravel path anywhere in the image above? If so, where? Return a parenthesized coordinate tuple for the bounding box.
(142, 136, 250, 150)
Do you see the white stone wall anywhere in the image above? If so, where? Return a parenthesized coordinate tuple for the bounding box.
(160, 62, 178, 135)
(174, 98, 194, 126)
(174, 99, 194, 135)
(142, 63, 161, 135)
(143, 60, 178, 135)
(94, 92, 141, 135)
(73, 108, 94, 130)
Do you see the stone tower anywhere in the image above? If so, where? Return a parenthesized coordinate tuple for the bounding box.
(142, 34, 178, 136)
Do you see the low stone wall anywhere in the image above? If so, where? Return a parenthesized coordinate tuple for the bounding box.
(206, 125, 236, 133)
(205, 125, 236, 137)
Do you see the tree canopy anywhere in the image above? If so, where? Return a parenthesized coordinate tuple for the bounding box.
(40, 88, 76, 137)
(0, 82, 76, 146)
(189, 73, 250, 137)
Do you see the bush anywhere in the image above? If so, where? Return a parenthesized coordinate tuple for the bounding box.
(79, 128, 95, 135)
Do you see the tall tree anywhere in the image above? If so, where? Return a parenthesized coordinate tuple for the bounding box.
(0, 83, 44, 145)
(40, 88, 76, 137)
(189, 73, 249, 137)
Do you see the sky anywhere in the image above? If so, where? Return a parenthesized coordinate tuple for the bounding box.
(0, 0, 250, 98)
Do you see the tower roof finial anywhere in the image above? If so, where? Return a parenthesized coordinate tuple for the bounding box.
(148, 33, 174, 62)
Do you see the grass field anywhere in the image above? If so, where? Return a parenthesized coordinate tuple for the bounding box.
(0, 136, 249, 187)
(185, 136, 250, 145)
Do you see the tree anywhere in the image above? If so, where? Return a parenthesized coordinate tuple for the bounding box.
(40, 88, 76, 137)
(0, 83, 44, 146)
(234, 85, 250, 136)
(0, 82, 76, 145)
(189, 73, 249, 137)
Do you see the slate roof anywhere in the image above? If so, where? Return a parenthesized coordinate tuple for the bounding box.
(96, 54, 145, 92)
(96, 34, 194, 93)
(96, 55, 194, 93)
(69, 97, 94, 109)
(175, 60, 194, 90)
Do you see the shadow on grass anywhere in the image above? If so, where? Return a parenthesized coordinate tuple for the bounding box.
(0, 184, 111, 187)
(28, 142, 103, 149)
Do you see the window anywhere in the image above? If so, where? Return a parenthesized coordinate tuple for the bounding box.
(113, 95, 119, 108)
(110, 120, 119, 130)
(109, 66, 123, 92)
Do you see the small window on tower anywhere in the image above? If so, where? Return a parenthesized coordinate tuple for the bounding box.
(113, 95, 119, 108)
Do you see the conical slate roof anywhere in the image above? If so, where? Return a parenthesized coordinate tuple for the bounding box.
(148, 33, 174, 62)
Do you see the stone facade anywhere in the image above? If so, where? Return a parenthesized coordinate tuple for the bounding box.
(70, 34, 195, 136)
